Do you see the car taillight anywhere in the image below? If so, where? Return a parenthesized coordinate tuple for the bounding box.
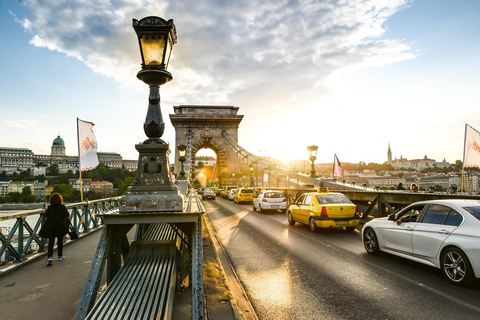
(282, 198, 286, 202)
(262, 199, 268, 203)
(321, 206, 328, 217)
(355, 206, 359, 216)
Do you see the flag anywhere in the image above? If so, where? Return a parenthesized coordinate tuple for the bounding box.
(463, 124, 480, 169)
(263, 173, 269, 183)
(333, 153, 343, 178)
(77, 118, 99, 171)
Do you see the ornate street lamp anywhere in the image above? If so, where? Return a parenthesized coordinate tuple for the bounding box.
(249, 164, 254, 187)
(119, 16, 183, 213)
(177, 144, 187, 180)
(307, 145, 318, 178)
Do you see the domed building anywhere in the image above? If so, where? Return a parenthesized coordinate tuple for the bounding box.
(51, 135, 66, 156)
(1, 135, 137, 175)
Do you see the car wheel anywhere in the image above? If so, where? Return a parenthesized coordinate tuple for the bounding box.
(281, 209, 287, 214)
(346, 227, 356, 232)
(363, 228, 380, 255)
(287, 211, 295, 225)
(259, 205, 263, 213)
(309, 218, 318, 232)
(441, 247, 475, 286)
(252, 203, 257, 211)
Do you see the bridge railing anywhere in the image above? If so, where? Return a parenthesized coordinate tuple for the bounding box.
(0, 197, 121, 273)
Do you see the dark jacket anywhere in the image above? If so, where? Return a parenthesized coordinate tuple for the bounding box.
(40, 204, 70, 238)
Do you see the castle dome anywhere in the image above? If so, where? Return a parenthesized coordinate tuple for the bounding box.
(52, 135, 65, 146)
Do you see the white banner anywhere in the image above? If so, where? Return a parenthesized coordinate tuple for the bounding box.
(77, 118, 99, 171)
(263, 173, 269, 183)
(464, 124, 480, 169)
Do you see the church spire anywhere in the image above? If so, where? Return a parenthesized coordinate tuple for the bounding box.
(387, 142, 392, 163)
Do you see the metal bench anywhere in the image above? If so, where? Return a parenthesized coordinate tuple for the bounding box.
(86, 240, 177, 319)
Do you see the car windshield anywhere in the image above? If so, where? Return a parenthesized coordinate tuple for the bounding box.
(316, 194, 351, 204)
(264, 192, 284, 198)
(241, 189, 254, 193)
(463, 205, 480, 221)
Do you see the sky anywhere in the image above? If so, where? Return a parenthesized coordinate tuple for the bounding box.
(1, 0, 479, 165)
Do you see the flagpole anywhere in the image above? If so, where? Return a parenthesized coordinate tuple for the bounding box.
(77, 118, 84, 202)
(332, 154, 335, 178)
(461, 124, 467, 193)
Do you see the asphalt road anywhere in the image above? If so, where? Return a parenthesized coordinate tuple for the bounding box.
(203, 197, 480, 320)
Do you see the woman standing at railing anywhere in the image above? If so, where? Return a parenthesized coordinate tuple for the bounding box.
(39, 193, 69, 266)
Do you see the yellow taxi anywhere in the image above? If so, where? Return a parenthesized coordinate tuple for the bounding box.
(287, 188, 360, 232)
(234, 188, 255, 204)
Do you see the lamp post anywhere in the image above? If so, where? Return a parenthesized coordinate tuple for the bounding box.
(266, 165, 271, 188)
(178, 144, 187, 180)
(249, 164, 254, 187)
(232, 173, 236, 186)
(119, 16, 183, 213)
(307, 145, 318, 178)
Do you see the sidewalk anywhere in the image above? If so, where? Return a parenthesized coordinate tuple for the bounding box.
(0, 223, 239, 320)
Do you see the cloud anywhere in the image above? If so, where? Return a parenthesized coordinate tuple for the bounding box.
(15, 0, 414, 105)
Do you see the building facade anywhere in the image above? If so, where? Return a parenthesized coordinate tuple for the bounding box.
(387, 144, 453, 170)
(0, 135, 136, 174)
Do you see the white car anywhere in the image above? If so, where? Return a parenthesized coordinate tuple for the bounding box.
(228, 189, 237, 201)
(362, 199, 480, 286)
(252, 190, 287, 213)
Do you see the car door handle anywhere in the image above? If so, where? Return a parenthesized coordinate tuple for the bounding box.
(405, 227, 413, 231)
(438, 229, 450, 235)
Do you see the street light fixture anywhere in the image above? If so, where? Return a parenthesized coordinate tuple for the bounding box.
(307, 145, 318, 178)
(178, 144, 187, 180)
(119, 16, 183, 213)
(232, 173, 236, 186)
(249, 164, 254, 187)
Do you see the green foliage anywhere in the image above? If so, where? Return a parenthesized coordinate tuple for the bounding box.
(52, 184, 79, 202)
(81, 163, 136, 189)
(0, 195, 6, 204)
(116, 177, 135, 196)
(21, 186, 32, 198)
(46, 163, 59, 176)
(7, 192, 21, 203)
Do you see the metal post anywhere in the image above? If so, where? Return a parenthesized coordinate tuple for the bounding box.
(16, 218, 25, 262)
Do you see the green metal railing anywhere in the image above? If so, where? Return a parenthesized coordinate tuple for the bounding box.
(0, 197, 121, 270)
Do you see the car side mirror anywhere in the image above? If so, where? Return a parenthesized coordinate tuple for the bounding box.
(387, 213, 396, 221)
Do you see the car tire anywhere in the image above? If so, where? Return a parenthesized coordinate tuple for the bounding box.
(346, 227, 356, 232)
(281, 209, 287, 214)
(252, 204, 257, 211)
(259, 205, 263, 213)
(363, 228, 380, 255)
(309, 218, 318, 232)
(441, 247, 475, 286)
(287, 211, 295, 225)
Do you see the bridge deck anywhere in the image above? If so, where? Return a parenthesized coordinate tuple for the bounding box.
(0, 224, 237, 320)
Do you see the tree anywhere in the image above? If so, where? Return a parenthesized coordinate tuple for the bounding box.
(46, 163, 59, 176)
(7, 192, 21, 203)
(116, 177, 135, 196)
(21, 186, 32, 198)
(0, 195, 6, 204)
(21, 186, 33, 203)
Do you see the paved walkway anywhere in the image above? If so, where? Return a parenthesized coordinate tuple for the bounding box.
(0, 223, 238, 320)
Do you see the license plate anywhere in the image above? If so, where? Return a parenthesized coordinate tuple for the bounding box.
(245, 198, 252, 201)
(335, 221, 349, 225)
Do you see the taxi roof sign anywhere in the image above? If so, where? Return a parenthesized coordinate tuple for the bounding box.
(317, 187, 329, 193)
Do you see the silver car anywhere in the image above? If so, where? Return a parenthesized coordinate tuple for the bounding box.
(252, 190, 287, 213)
(362, 199, 480, 286)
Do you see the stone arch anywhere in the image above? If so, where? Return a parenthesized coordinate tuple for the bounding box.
(169, 105, 243, 186)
